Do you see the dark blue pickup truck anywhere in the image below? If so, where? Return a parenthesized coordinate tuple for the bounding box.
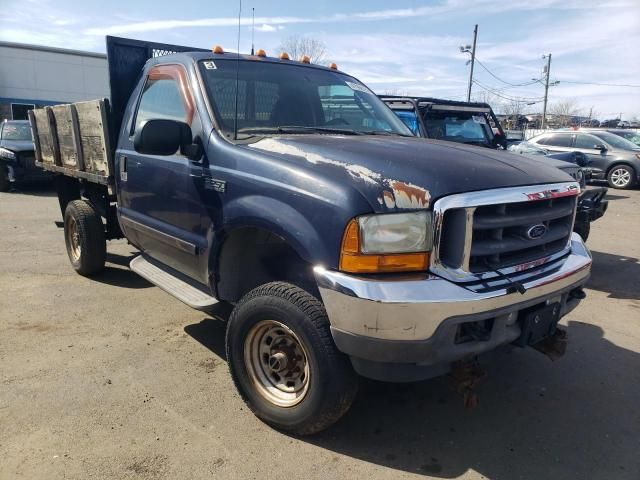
(30, 37, 592, 434)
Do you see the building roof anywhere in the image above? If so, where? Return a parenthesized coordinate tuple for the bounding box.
(0, 41, 106, 59)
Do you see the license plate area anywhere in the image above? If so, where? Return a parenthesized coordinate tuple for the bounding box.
(513, 302, 561, 347)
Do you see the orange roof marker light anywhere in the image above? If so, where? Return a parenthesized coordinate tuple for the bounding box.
(279, 52, 290, 60)
(256, 49, 267, 57)
(212, 45, 224, 54)
(300, 55, 311, 64)
(328, 62, 338, 70)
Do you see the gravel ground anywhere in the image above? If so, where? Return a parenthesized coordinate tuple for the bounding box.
(1, 185, 639, 480)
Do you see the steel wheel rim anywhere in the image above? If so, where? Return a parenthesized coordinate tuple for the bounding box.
(611, 168, 631, 187)
(67, 217, 81, 262)
(244, 319, 310, 407)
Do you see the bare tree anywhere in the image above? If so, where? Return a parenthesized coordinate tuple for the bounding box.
(472, 90, 502, 108)
(278, 35, 327, 64)
(549, 99, 583, 127)
(498, 100, 527, 129)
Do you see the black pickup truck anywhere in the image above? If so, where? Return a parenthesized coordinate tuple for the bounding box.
(30, 37, 592, 434)
(381, 96, 608, 241)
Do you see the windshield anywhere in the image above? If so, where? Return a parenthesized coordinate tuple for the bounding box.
(615, 130, 640, 145)
(591, 131, 639, 150)
(1, 122, 32, 141)
(198, 59, 411, 139)
(422, 109, 494, 145)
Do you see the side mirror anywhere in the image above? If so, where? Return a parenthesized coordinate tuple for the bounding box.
(134, 119, 201, 160)
(573, 151, 588, 167)
(594, 144, 607, 152)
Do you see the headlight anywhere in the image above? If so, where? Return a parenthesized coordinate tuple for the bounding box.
(0, 147, 16, 160)
(359, 211, 431, 253)
(340, 211, 432, 273)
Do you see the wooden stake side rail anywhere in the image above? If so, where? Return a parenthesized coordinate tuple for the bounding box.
(28, 98, 114, 186)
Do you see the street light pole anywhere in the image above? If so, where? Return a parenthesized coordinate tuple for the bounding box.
(466, 24, 478, 102)
(541, 53, 552, 129)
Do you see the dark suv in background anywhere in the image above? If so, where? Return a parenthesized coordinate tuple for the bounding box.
(528, 130, 640, 189)
(0, 120, 51, 191)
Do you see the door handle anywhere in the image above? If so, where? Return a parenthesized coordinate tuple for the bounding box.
(119, 155, 127, 181)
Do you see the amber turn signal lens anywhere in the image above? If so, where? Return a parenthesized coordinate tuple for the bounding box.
(212, 45, 224, 54)
(328, 62, 338, 70)
(339, 218, 429, 273)
(340, 252, 429, 274)
(300, 55, 311, 63)
(256, 49, 267, 57)
(279, 52, 290, 60)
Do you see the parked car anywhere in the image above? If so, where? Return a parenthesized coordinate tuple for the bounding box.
(31, 36, 592, 435)
(0, 120, 51, 191)
(601, 119, 620, 128)
(606, 129, 640, 147)
(381, 96, 607, 240)
(528, 130, 640, 189)
(617, 120, 631, 128)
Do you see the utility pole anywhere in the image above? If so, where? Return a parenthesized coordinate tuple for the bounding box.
(541, 53, 552, 129)
(466, 24, 478, 102)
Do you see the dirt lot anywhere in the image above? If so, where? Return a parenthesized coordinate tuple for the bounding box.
(1, 185, 639, 480)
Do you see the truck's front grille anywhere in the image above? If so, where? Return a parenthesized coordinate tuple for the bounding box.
(433, 182, 579, 282)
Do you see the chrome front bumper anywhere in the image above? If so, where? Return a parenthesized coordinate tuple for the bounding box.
(315, 233, 591, 349)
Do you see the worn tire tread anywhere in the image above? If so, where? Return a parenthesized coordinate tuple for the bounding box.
(226, 281, 357, 435)
(64, 200, 106, 276)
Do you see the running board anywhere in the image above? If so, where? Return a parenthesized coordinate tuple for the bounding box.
(130, 256, 218, 311)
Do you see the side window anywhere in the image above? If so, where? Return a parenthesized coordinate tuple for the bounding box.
(574, 134, 598, 149)
(542, 134, 573, 147)
(133, 66, 194, 134)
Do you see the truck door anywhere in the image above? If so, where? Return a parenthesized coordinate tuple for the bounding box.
(116, 64, 206, 282)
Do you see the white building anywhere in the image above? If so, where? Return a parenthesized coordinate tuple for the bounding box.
(0, 41, 108, 122)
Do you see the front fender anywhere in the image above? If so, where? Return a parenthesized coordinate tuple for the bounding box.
(219, 194, 332, 266)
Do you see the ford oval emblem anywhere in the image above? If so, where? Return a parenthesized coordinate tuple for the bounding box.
(526, 224, 547, 240)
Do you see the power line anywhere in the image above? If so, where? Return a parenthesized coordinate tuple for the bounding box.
(557, 80, 640, 88)
(473, 79, 544, 103)
(474, 58, 541, 88)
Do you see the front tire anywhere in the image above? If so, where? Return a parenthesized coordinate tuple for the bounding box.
(64, 200, 106, 276)
(607, 165, 636, 189)
(226, 282, 358, 435)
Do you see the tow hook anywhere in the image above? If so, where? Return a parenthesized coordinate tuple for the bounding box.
(533, 327, 568, 361)
(449, 357, 486, 409)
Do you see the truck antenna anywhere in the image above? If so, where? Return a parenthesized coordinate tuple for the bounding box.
(251, 7, 255, 55)
(233, 0, 242, 140)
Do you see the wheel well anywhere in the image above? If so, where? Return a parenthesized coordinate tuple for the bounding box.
(215, 226, 318, 303)
(606, 162, 636, 176)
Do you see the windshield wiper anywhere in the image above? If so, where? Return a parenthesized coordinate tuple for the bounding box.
(276, 126, 366, 135)
(360, 130, 413, 137)
(236, 126, 365, 137)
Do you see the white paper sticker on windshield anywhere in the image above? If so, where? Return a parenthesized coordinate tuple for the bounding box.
(346, 81, 371, 94)
(203, 61, 217, 70)
(472, 115, 487, 124)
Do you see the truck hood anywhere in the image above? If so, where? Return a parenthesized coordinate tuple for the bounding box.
(247, 135, 574, 211)
(0, 139, 34, 153)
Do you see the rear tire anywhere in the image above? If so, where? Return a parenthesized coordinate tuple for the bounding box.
(226, 282, 358, 435)
(607, 165, 636, 189)
(64, 200, 106, 276)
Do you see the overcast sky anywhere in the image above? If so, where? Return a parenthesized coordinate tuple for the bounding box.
(2, 0, 639, 120)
